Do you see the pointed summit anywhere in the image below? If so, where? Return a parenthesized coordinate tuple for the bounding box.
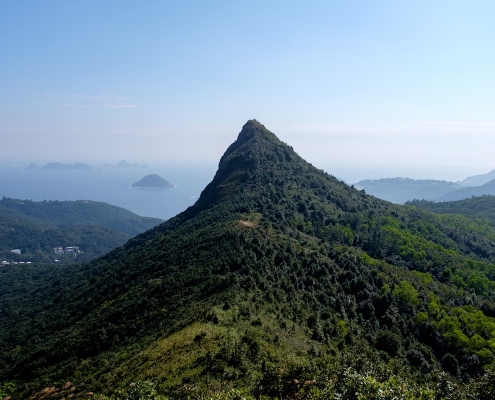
(193, 119, 313, 211)
(180, 119, 378, 227)
(236, 119, 279, 143)
(218, 119, 281, 165)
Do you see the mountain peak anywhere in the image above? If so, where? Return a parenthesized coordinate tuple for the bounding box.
(189, 120, 293, 211)
(237, 119, 272, 142)
(219, 120, 280, 165)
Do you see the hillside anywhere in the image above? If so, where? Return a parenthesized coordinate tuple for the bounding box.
(0, 197, 163, 263)
(2, 121, 495, 399)
(408, 195, 495, 229)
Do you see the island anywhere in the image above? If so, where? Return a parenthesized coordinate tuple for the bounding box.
(131, 174, 174, 188)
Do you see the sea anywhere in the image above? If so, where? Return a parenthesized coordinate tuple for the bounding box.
(0, 162, 218, 221)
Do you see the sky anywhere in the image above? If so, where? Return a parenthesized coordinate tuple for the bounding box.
(1, 0, 495, 183)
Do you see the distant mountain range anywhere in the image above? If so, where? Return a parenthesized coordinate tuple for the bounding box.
(437, 178, 495, 202)
(9, 160, 149, 170)
(354, 177, 463, 203)
(355, 170, 495, 204)
(460, 169, 495, 186)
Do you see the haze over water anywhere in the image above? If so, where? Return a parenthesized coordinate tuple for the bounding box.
(2, 153, 491, 221)
(0, 162, 216, 221)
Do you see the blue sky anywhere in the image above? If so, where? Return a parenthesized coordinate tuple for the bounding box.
(1, 0, 494, 182)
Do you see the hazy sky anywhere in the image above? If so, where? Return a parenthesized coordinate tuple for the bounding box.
(1, 0, 494, 182)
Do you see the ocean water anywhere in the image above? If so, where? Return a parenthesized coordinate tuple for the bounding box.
(0, 162, 217, 221)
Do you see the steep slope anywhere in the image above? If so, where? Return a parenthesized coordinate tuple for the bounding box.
(2, 121, 495, 398)
(408, 195, 495, 229)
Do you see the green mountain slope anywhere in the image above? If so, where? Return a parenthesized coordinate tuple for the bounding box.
(408, 195, 495, 229)
(0, 197, 163, 262)
(0, 197, 162, 236)
(2, 121, 495, 399)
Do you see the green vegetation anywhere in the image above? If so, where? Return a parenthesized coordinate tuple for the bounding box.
(0, 197, 162, 263)
(408, 196, 495, 229)
(2, 121, 495, 398)
(0, 381, 15, 398)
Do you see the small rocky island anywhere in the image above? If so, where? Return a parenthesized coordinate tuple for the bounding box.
(131, 174, 174, 188)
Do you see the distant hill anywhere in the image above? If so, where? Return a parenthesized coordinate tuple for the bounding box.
(132, 174, 173, 188)
(41, 162, 93, 171)
(408, 195, 495, 229)
(25, 163, 39, 170)
(436, 178, 495, 202)
(0, 197, 163, 263)
(2, 121, 495, 398)
(460, 169, 495, 186)
(354, 177, 462, 203)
